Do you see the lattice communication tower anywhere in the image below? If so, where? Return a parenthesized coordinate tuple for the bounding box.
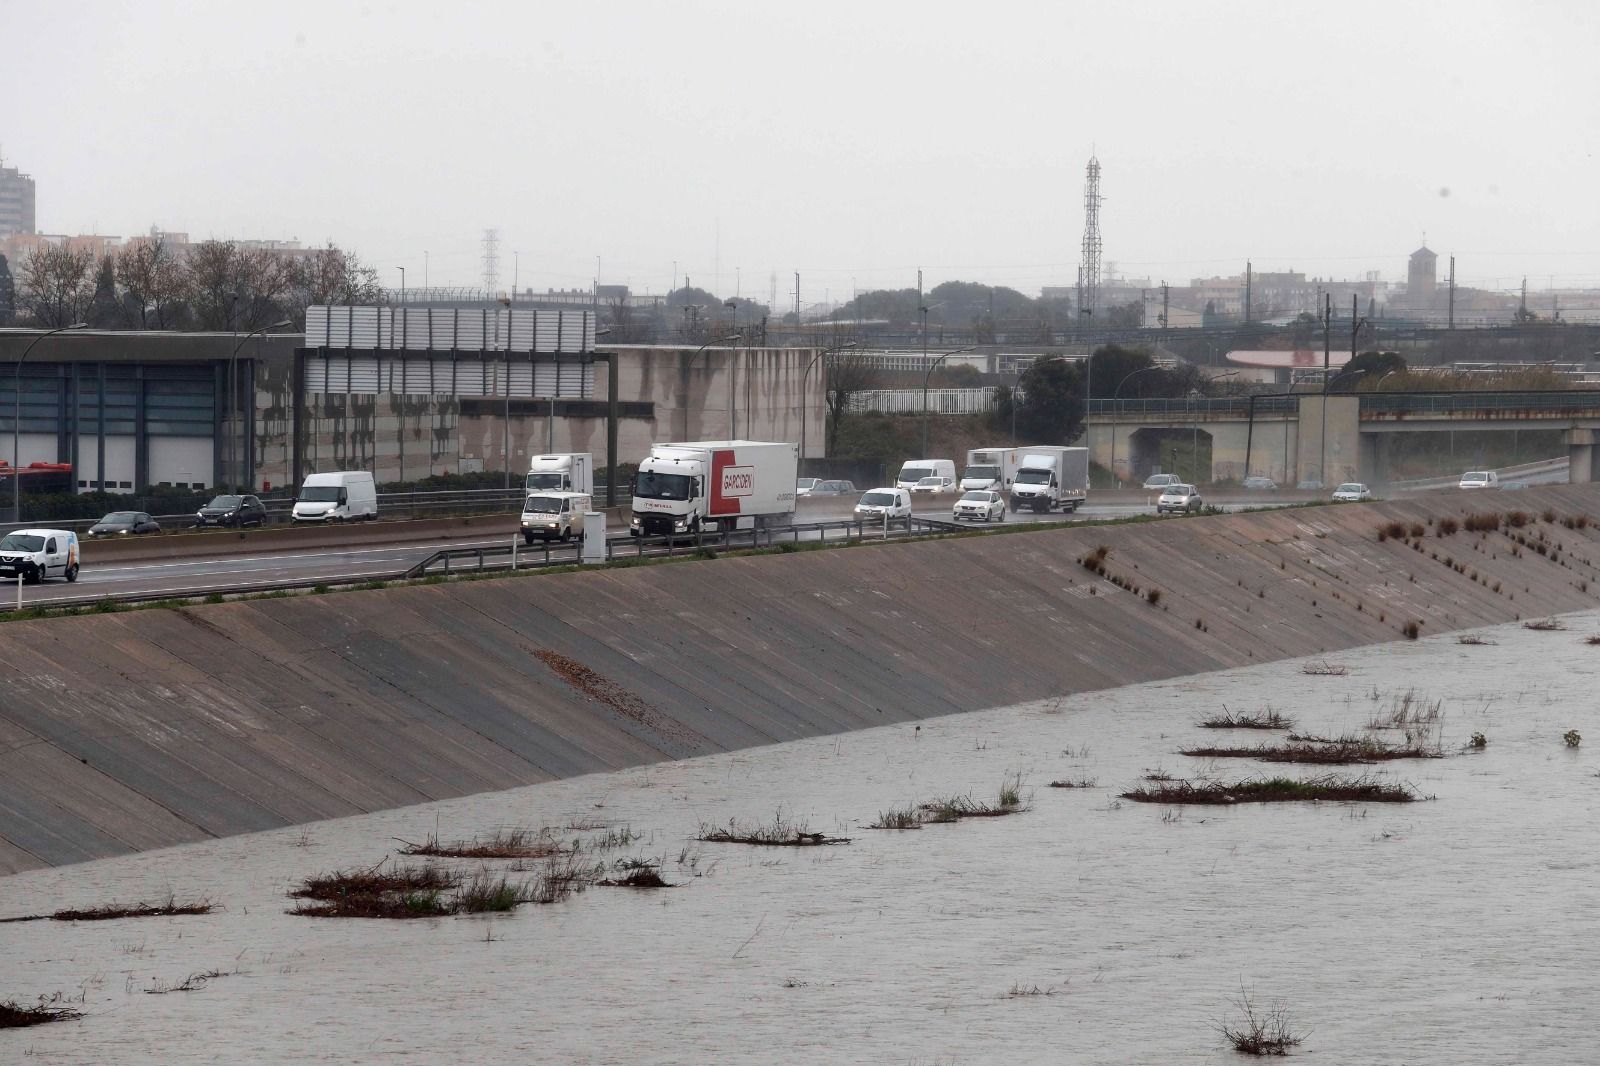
(482, 228, 501, 294)
(1079, 156, 1103, 315)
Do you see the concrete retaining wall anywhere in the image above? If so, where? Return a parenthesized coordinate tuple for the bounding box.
(3, 486, 1599, 874)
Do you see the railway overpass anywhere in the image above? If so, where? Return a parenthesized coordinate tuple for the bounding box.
(1082, 391, 1600, 486)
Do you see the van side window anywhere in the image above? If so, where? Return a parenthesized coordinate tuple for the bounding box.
(45, 538, 57, 553)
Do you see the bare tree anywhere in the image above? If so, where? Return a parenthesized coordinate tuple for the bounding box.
(116, 235, 189, 329)
(186, 240, 297, 331)
(824, 349, 882, 454)
(292, 242, 385, 325)
(17, 244, 96, 327)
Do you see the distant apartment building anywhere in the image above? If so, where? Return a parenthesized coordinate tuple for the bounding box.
(0, 161, 36, 238)
(0, 226, 308, 269)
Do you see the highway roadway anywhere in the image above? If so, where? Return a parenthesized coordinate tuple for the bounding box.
(7, 494, 1306, 609)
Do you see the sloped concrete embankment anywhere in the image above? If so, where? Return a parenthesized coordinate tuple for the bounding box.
(3, 486, 1598, 875)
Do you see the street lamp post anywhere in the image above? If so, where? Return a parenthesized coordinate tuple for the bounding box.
(229, 320, 292, 492)
(1110, 364, 1164, 488)
(921, 345, 975, 456)
(11, 323, 87, 524)
(800, 342, 856, 465)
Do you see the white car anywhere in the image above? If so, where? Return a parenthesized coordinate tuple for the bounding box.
(854, 488, 913, 522)
(953, 490, 1006, 522)
(1156, 484, 1203, 514)
(796, 478, 822, 496)
(0, 528, 81, 584)
(1459, 470, 1499, 490)
(911, 475, 956, 495)
(1143, 473, 1180, 491)
(1332, 482, 1372, 502)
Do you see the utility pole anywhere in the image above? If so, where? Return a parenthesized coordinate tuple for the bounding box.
(1161, 281, 1169, 336)
(793, 272, 800, 323)
(1521, 277, 1528, 320)
(1245, 260, 1252, 324)
(1447, 255, 1456, 330)
(1319, 293, 1331, 487)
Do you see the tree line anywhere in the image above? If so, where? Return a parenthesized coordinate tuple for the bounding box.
(0, 238, 385, 331)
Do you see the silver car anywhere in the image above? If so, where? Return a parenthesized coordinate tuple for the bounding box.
(1156, 484, 1203, 514)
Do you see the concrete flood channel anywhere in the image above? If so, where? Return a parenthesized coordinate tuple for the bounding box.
(4, 485, 1600, 875)
(4, 609, 1600, 1061)
(2, 487, 1600, 1059)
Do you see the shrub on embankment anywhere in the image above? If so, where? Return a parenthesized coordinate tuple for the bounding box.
(4, 485, 1600, 874)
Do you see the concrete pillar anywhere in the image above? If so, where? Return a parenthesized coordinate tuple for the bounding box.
(1567, 428, 1598, 483)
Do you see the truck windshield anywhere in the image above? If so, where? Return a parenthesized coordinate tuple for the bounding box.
(634, 471, 694, 501)
(963, 465, 999, 481)
(526, 473, 565, 490)
(899, 466, 933, 482)
(0, 534, 44, 552)
(523, 496, 563, 514)
(299, 486, 342, 502)
(1015, 470, 1051, 484)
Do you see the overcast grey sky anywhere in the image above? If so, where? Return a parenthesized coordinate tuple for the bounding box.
(5, 0, 1598, 299)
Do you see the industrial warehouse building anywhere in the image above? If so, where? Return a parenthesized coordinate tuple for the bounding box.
(0, 311, 825, 499)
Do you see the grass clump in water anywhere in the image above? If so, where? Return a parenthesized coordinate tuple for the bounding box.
(921, 774, 1031, 822)
(289, 864, 459, 919)
(1457, 634, 1497, 646)
(698, 812, 850, 847)
(598, 858, 675, 889)
(868, 805, 924, 830)
(1215, 986, 1306, 1056)
(1047, 777, 1098, 789)
(0, 998, 82, 1029)
(454, 872, 532, 913)
(1181, 735, 1441, 764)
(1199, 705, 1294, 730)
(1524, 617, 1565, 631)
(0, 894, 213, 924)
(1122, 774, 1420, 805)
(1301, 661, 1349, 676)
(397, 827, 561, 860)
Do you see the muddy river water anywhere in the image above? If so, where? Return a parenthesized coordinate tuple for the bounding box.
(5, 612, 1600, 1064)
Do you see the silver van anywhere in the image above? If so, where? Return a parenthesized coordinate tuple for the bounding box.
(521, 491, 593, 544)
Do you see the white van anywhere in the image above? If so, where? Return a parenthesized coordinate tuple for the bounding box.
(292, 471, 378, 523)
(520, 491, 593, 544)
(854, 487, 913, 522)
(0, 528, 80, 583)
(895, 458, 957, 490)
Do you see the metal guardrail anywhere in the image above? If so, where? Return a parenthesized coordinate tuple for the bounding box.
(405, 516, 965, 579)
(1087, 397, 1299, 417)
(1358, 391, 1600, 416)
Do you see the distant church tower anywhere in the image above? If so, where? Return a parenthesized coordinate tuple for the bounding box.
(1408, 242, 1438, 302)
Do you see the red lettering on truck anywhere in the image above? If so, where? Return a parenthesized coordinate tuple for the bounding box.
(709, 450, 744, 516)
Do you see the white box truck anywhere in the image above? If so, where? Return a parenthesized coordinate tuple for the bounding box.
(630, 440, 798, 537)
(961, 447, 1035, 491)
(1008, 447, 1089, 513)
(526, 453, 593, 495)
(895, 458, 957, 490)
(292, 470, 378, 523)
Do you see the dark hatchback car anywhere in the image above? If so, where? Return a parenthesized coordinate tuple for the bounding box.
(88, 511, 162, 537)
(194, 494, 268, 528)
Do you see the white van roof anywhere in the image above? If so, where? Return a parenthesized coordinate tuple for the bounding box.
(9, 528, 76, 538)
(302, 470, 372, 484)
(525, 490, 591, 500)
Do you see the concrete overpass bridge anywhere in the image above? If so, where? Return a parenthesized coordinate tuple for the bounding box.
(1082, 391, 1600, 486)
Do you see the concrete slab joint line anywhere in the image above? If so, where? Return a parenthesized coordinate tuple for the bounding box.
(3, 484, 1600, 873)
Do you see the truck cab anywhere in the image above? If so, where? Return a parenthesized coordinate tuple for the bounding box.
(526, 453, 593, 495)
(521, 491, 593, 544)
(0, 528, 81, 584)
(1010, 454, 1061, 513)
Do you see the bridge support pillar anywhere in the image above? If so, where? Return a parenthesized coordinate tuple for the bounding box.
(1359, 434, 1382, 486)
(1568, 429, 1599, 483)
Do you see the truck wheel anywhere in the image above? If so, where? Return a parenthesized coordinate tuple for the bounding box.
(560, 528, 571, 543)
(65, 564, 79, 583)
